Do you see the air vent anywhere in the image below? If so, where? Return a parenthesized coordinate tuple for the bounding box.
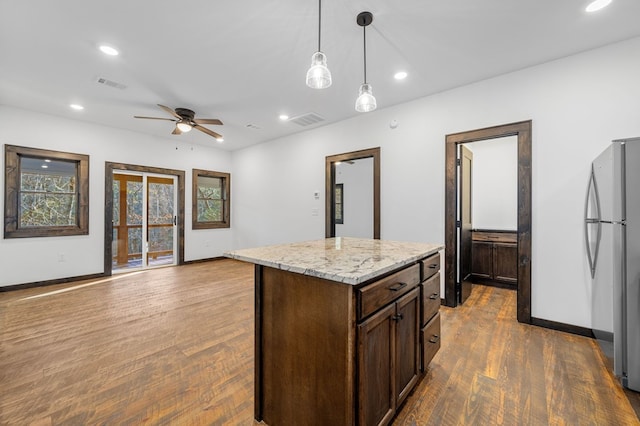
(289, 112, 325, 127)
(96, 77, 127, 90)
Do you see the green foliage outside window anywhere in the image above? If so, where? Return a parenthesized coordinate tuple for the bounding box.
(4, 145, 89, 238)
(19, 160, 77, 227)
(192, 169, 230, 229)
(197, 176, 223, 222)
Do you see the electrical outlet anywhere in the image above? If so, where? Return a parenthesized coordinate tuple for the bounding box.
(312, 208, 319, 216)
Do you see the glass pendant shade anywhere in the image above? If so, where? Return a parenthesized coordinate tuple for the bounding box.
(306, 51, 332, 89)
(176, 121, 192, 132)
(355, 83, 377, 112)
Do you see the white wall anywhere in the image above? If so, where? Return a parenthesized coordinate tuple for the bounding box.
(0, 106, 233, 287)
(232, 36, 640, 328)
(3, 37, 640, 327)
(466, 136, 518, 230)
(335, 158, 374, 238)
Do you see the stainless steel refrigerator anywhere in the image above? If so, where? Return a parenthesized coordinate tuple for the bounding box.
(585, 137, 640, 392)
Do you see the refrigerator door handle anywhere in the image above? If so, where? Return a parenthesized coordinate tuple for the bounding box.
(585, 165, 602, 278)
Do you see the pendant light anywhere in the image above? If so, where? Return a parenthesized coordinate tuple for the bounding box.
(306, 0, 332, 89)
(355, 11, 376, 113)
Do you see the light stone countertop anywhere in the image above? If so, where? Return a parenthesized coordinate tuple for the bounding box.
(225, 237, 443, 285)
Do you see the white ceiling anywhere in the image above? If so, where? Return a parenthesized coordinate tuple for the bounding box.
(2, 0, 640, 151)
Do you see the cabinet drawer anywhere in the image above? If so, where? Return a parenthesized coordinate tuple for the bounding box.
(421, 312, 441, 370)
(358, 264, 420, 320)
(472, 231, 517, 244)
(421, 272, 440, 326)
(420, 253, 440, 281)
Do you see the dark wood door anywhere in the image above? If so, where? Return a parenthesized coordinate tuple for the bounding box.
(395, 288, 420, 407)
(358, 303, 395, 426)
(471, 241, 493, 279)
(494, 243, 518, 284)
(459, 145, 473, 303)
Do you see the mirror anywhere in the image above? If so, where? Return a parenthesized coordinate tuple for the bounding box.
(325, 147, 380, 239)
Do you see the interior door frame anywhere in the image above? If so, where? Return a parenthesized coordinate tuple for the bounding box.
(444, 121, 532, 324)
(325, 147, 381, 239)
(458, 144, 473, 304)
(104, 162, 185, 276)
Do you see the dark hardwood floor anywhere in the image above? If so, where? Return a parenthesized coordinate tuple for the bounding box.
(0, 260, 638, 425)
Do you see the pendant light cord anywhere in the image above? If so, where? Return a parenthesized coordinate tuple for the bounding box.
(363, 25, 367, 84)
(318, 0, 322, 52)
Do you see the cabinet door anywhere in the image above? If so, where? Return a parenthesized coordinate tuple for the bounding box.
(494, 243, 518, 284)
(358, 303, 396, 426)
(471, 241, 493, 279)
(395, 287, 420, 407)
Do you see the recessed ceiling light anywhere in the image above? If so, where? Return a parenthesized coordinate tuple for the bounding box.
(216, 137, 224, 143)
(394, 71, 408, 80)
(99, 45, 119, 56)
(585, 0, 612, 12)
(70, 104, 84, 110)
(41, 164, 49, 169)
(279, 114, 289, 121)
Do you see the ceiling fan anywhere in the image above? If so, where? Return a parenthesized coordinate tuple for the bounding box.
(134, 104, 224, 141)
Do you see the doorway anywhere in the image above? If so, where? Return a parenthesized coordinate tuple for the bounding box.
(104, 163, 186, 276)
(112, 172, 177, 272)
(444, 121, 532, 324)
(325, 147, 380, 239)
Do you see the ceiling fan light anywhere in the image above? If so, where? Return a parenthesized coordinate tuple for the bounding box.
(355, 83, 377, 112)
(176, 121, 192, 132)
(306, 52, 332, 89)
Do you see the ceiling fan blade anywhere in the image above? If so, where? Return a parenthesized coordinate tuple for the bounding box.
(134, 116, 176, 121)
(194, 118, 223, 125)
(157, 104, 182, 120)
(172, 126, 182, 135)
(193, 124, 223, 140)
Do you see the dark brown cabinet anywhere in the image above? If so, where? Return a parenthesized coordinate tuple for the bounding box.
(254, 250, 442, 426)
(358, 287, 419, 426)
(394, 289, 420, 408)
(420, 253, 441, 370)
(471, 231, 517, 286)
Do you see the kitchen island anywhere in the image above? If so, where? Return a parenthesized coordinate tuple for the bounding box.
(226, 237, 443, 426)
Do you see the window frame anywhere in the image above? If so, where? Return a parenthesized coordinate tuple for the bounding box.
(192, 169, 231, 229)
(4, 144, 89, 238)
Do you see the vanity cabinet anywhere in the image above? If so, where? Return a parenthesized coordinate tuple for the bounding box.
(471, 230, 517, 286)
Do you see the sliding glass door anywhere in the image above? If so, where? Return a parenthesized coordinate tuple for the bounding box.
(112, 172, 177, 272)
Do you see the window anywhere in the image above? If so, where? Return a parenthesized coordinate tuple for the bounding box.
(335, 183, 344, 224)
(4, 145, 89, 238)
(192, 169, 230, 229)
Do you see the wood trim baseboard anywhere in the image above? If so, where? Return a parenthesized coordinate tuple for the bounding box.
(471, 279, 517, 291)
(530, 317, 595, 338)
(0, 272, 108, 293)
(1, 258, 229, 292)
